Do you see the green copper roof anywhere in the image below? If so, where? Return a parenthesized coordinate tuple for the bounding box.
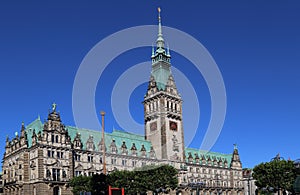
(151, 68, 170, 91)
(25, 118, 152, 156)
(24, 118, 232, 163)
(185, 147, 232, 167)
(26, 118, 43, 147)
(66, 126, 152, 152)
(150, 7, 171, 91)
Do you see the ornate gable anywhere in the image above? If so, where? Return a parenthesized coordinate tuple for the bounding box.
(73, 133, 83, 149)
(86, 135, 95, 151)
(165, 75, 179, 96)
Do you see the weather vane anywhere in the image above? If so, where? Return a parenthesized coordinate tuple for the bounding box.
(233, 143, 238, 150)
(52, 102, 57, 111)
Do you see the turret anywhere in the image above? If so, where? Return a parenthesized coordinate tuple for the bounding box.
(230, 144, 242, 170)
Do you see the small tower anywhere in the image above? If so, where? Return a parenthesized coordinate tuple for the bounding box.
(230, 144, 242, 170)
(43, 103, 70, 146)
(20, 122, 28, 146)
(143, 8, 184, 161)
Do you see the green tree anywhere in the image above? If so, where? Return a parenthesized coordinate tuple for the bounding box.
(253, 159, 296, 194)
(108, 164, 178, 194)
(90, 173, 109, 195)
(69, 175, 92, 195)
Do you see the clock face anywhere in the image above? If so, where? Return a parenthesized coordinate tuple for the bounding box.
(150, 122, 157, 131)
(169, 121, 177, 131)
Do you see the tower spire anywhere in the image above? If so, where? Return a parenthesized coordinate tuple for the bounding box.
(156, 7, 164, 49)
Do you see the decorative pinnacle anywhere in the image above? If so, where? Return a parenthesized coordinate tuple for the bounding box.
(158, 7, 161, 20)
(156, 7, 164, 49)
(157, 7, 162, 37)
(100, 111, 106, 116)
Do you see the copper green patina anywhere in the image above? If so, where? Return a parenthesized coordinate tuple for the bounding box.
(23, 117, 233, 166)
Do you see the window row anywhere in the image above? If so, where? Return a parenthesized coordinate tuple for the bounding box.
(47, 150, 64, 159)
(111, 158, 147, 167)
(189, 167, 230, 176)
(45, 168, 67, 181)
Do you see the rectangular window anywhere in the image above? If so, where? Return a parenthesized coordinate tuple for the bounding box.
(19, 175, 22, 181)
(52, 151, 55, 158)
(61, 152, 64, 159)
(88, 156, 93, 162)
(57, 152, 60, 158)
(51, 135, 54, 143)
(142, 162, 146, 166)
(52, 168, 60, 181)
(132, 160, 136, 167)
(75, 154, 81, 161)
(111, 158, 116, 165)
(47, 150, 51, 157)
(122, 159, 127, 166)
(88, 172, 94, 176)
(75, 171, 82, 177)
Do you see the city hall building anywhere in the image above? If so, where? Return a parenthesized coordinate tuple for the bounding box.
(2, 10, 244, 195)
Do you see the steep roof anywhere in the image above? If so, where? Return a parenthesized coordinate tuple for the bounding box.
(24, 118, 232, 165)
(25, 118, 152, 154)
(185, 147, 232, 166)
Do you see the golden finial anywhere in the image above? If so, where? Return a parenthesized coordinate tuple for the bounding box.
(158, 7, 161, 13)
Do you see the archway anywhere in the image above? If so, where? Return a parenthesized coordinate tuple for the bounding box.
(53, 186, 60, 195)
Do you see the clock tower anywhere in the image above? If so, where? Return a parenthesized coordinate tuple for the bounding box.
(143, 8, 185, 161)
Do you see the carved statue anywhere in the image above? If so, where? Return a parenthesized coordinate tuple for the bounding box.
(172, 135, 179, 152)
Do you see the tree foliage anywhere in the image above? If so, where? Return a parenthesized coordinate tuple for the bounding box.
(69, 173, 108, 195)
(69, 165, 178, 194)
(69, 175, 92, 195)
(108, 164, 178, 194)
(252, 159, 296, 193)
(91, 173, 109, 195)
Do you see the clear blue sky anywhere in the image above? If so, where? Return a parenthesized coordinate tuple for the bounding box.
(0, 1, 299, 169)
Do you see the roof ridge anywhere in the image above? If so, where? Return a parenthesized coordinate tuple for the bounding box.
(26, 118, 42, 129)
(186, 147, 231, 156)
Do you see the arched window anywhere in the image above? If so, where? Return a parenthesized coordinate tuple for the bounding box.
(53, 186, 60, 195)
(55, 135, 59, 143)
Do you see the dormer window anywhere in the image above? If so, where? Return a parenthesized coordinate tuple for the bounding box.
(110, 140, 117, 154)
(73, 133, 83, 149)
(188, 153, 193, 163)
(131, 143, 137, 156)
(86, 135, 95, 151)
(149, 146, 156, 159)
(140, 145, 146, 157)
(121, 141, 128, 155)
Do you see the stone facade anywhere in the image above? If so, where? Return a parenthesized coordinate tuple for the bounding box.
(242, 169, 256, 195)
(2, 9, 244, 195)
